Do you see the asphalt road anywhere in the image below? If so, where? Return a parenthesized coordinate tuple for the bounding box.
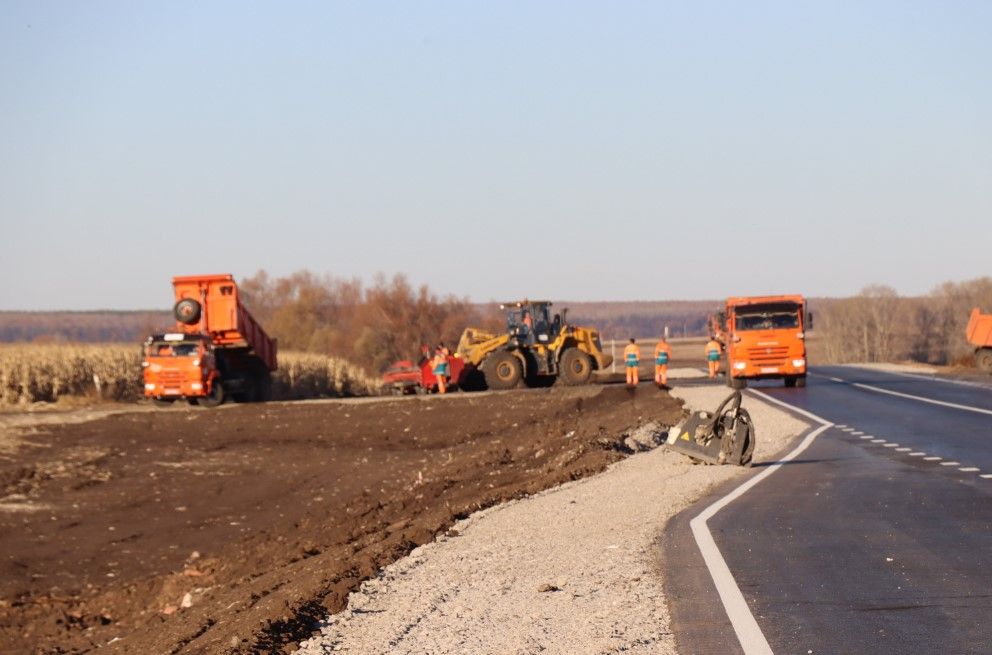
(665, 366, 992, 654)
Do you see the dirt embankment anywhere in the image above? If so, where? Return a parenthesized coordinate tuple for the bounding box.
(0, 385, 682, 654)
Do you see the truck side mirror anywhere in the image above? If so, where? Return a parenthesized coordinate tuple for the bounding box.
(806, 312, 814, 331)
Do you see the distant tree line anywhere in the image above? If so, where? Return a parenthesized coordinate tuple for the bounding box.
(816, 277, 992, 365)
(238, 270, 500, 373)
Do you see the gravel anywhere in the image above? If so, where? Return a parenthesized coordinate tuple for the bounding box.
(296, 385, 809, 655)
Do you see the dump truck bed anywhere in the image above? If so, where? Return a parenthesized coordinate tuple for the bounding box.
(967, 308, 992, 347)
(172, 274, 277, 371)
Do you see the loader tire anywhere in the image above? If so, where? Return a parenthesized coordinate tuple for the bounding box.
(483, 351, 523, 390)
(977, 348, 992, 374)
(559, 348, 593, 386)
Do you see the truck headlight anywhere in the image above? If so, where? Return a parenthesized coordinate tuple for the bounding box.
(191, 382, 203, 390)
(145, 383, 156, 391)
(192, 358, 200, 366)
(792, 359, 806, 368)
(734, 362, 746, 370)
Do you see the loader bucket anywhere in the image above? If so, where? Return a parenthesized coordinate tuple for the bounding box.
(666, 391, 754, 466)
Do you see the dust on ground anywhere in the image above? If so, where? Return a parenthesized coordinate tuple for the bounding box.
(0, 384, 682, 654)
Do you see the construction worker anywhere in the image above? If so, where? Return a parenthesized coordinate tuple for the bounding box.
(624, 338, 640, 386)
(432, 343, 450, 394)
(654, 336, 673, 386)
(705, 336, 722, 379)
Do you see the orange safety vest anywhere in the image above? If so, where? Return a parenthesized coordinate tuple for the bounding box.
(655, 341, 672, 363)
(624, 343, 640, 365)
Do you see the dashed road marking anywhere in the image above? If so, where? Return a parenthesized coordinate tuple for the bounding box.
(940, 461, 962, 466)
(959, 467, 980, 472)
(841, 427, 855, 433)
(870, 439, 886, 443)
(829, 376, 844, 383)
(851, 431, 865, 436)
(895, 447, 911, 452)
(924, 456, 942, 461)
(835, 423, 848, 428)
(981, 474, 992, 479)
(860, 435, 874, 440)
(883, 443, 899, 448)
(910, 452, 926, 456)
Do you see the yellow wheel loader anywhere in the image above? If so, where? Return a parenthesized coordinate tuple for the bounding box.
(456, 301, 612, 390)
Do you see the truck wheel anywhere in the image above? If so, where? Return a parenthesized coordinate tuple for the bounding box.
(559, 348, 593, 385)
(796, 375, 807, 388)
(977, 348, 992, 373)
(483, 352, 523, 390)
(257, 372, 273, 401)
(784, 376, 797, 388)
(173, 299, 202, 325)
(199, 382, 224, 408)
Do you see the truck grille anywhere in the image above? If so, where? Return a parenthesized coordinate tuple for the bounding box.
(159, 370, 184, 388)
(747, 346, 789, 366)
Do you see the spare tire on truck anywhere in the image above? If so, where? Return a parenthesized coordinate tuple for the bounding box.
(173, 298, 202, 325)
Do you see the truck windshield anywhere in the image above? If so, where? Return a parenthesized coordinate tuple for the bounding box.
(146, 342, 200, 357)
(734, 304, 801, 331)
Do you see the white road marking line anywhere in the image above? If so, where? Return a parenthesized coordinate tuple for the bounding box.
(851, 431, 865, 435)
(844, 366, 992, 390)
(883, 443, 899, 448)
(959, 467, 980, 472)
(981, 474, 992, 479)
(834, 423, 848, 428)
(895, 447, 911, 452)
(841, 427, 856, 433)
(859, 435, 874, 440)
(847, 381, 992, 417)
(910, 452, 926, 456)
(829, 376, 844, 383)
(870, 439, 886, 443)
(924, 456, 942, 461)
(688, 389, 833, 655)
(941, 461, 962, 466)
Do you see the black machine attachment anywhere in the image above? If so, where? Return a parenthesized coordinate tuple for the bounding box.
(667, 390, 755, 466)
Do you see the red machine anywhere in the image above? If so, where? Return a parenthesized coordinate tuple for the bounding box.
(142, 274, 277, 407)
(383, 350, 465, 395)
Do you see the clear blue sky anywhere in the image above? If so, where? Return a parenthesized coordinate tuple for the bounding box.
(1, 1, 989, 310)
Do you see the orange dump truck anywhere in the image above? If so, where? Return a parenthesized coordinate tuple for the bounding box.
(966, 308, 992, 373)
(718, 295, 810, 389)
(142, 274, 277, 407)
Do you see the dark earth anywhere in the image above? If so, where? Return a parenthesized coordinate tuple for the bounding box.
(0, 384, 682, 654)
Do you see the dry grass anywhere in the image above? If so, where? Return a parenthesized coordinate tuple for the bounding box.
(0, 344, 380, 406)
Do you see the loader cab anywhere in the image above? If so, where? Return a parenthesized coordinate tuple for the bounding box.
(502, 301, 556, 344)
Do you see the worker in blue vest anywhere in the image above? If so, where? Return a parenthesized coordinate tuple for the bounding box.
(624, 338, 641, 386)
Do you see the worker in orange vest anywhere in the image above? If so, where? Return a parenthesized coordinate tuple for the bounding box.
(624, 338, 641, 386)
(704, 336, 722, 379)
(654, 336, 673, 386)
(432, 343, 450, 393)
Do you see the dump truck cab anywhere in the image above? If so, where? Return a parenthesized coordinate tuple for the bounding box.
(722, 295, 809, 389)
(457, 300, 611, 390)
(142, 334, 220, 405)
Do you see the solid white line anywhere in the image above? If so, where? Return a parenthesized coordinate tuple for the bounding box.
(959, 467, 980, 472)
(846, 366, 992, 390)
(850, 382, 992, 417)
(940, 461, 962, 466)
(689, 389, 832, 655)
(829, 376, 844, 383)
